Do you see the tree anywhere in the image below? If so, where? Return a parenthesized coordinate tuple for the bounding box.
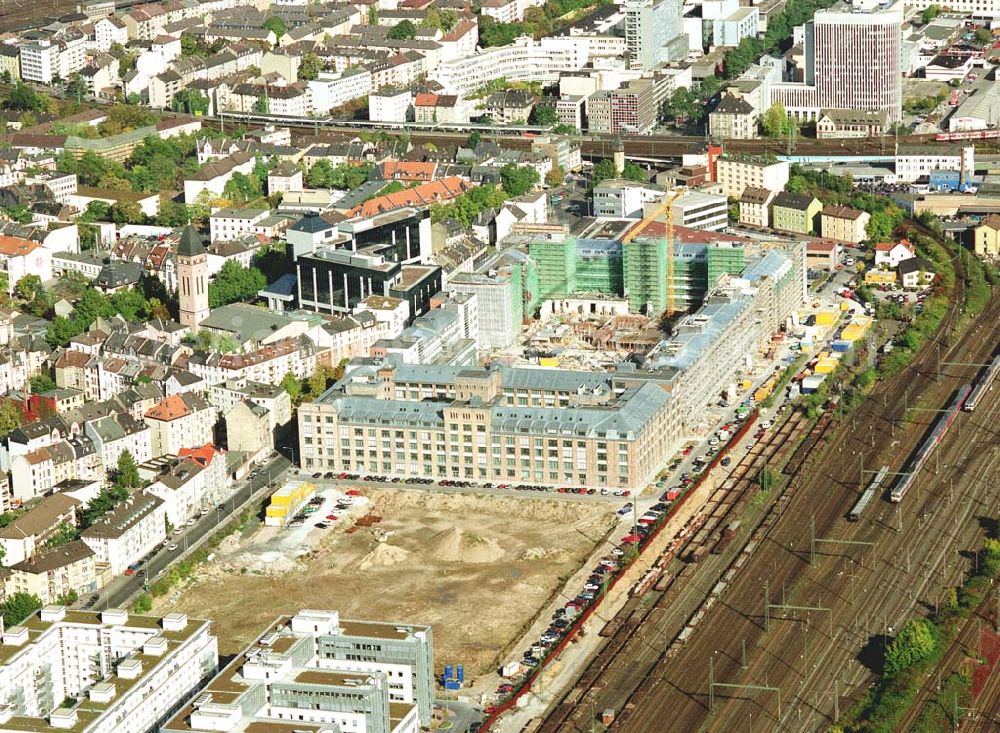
(0, 400, 23, 439)
(662, 87, 700, 125)
(591, 158, 617, 188)
(467, 131, 482, 149)
(307, 367, 329, 398)
(387, 20, 416, 40)
(29, 373, 55, 393)
(500, 163, 540, 197)
(15, 275, 41, 302)
(920, 4, 940, 23)
(208, 260, 267, 308)
(171, 88, 209, 115)
(299, 53, 323, 81)
(545, 165, 565, 188)
(280, 371, 302, 404)
(532, 106, 558, 126)
(622, 161, 646, 182)
(884, 618, 937, 678)
(974, 27, 993, 45)
(2, 205, 32, 224)
(110, 200, 144, 225)
(115, 450, 140, 490)
(133, 593, 153, 613)
(1, 592, 42, 626)
(6, 82, 43, 112)
(66, 74, 88, 102)
(762, 102, 795, 138)
(368, 5, 378, 24)
(46, 315, 84, 348)
(262, 16, 288, 39)
(156, 199, 189, 227)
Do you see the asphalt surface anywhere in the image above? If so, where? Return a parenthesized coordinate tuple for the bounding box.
(89, 454, 292, 612)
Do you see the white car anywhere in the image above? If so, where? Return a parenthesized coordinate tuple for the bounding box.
(708, 437, 720, 447)
(760, 420, 773, 429)
(167, 543, 178, 551)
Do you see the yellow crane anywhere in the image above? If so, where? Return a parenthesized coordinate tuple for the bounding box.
(621, 189, 684, 317)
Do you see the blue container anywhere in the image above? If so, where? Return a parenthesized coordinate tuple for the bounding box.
(831, 340, 851, 353)
(444, 679, 461, 690)
(457, 665, 464, 682)
(444, 664, 453, 681)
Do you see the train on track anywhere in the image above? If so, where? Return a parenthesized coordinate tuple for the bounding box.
(848, 465, 889, 521)
(890, 384, 972, 503)
(963, 353, 1000, 412)
(935, 130, 1000, 142)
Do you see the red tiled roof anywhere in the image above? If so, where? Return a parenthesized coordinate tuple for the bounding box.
(349, 176, 472, 218)
(0, 236, 39, 257)
(145, 394, 190, 421)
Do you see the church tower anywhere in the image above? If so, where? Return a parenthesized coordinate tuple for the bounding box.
(177, 225, 209, 332)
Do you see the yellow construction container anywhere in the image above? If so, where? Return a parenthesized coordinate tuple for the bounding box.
(815, 310, 838, 326)
(814, 358, 838, 374)
(840, 301, 851, 312)
(841, 319, 872, 342)
(741, 380, 752, 391)
(754, 384, 773, 402)
(265, 481, 315, 526)
(539, 357, 560, 367)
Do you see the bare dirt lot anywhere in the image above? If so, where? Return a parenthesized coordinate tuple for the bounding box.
(155, 490, 615, 678)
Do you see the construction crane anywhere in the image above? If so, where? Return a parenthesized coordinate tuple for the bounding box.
(621, 188, 684, 317)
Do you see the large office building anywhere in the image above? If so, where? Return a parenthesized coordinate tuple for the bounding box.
(299, 362, 681, 490)
(624, 0, 685, 70)
(446, 266, 524, 350)
(769, 0, 903, 121)
(162, 609, 433, 733)
(0, 607, 217, 733)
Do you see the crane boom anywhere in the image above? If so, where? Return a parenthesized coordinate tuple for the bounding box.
(621, 189, 682, 316)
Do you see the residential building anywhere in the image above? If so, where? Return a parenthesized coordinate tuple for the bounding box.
(624, 0, 684, 70)
(0, 494, 80, 566)
(739, 186, 775, 228)
(820, 205, 870, 243)
(147, 449, 226, 527)
(208, 207, 269, 242)
(806, 240, 839, 271)
(874, 239, 915, 269)
(670, 191, 728, 231)
(83, 413, 153, 473)
(267, 161, 303, 195)
(186, 336, 317, 386)
(587, 73, 678, 134)
(771, 191, 822, 234)
(299, 362, 681, 490)
(144, 392, 215, 457)
(308, 69, 373, 116)
(208, 379, 293, 427)
(715, 156, 790, 198)
(816, 108, 889, 139)
(433, 37, 590, 97)
(19, 41, 59, 84)
(183, 151, 255, 203)
(6, 539, 97, 604)
(709, 94, 757, 140)
(713, 6, 759, 47)
(225, 399, 271, 456)
(593, 179, 666, 218)
(0, 607, 218, 733)
(895, 144, 974, 184)
(370, 87, 413, 123)
(0, 236, 54, 296)
(897, 257, 935, 288)
(80, 490, 166, 575)
(25, 171, 78, 202)
(974, 215, 1000, 259)
(162, 608, 432, 732)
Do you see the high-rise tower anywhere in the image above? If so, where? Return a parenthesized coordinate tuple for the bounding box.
(176, 225, 209, 332)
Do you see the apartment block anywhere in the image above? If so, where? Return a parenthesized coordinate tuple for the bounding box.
(0, 607, 217, 733)
(6, 540, 97, 605)
(715, 156, 790, 198)
(161, 609, 432, 732)
(144, 392, 216, 457)
(820, 205, 870, 244)
(446, 267, 524, 350)
(80, 490, 166, 575)
(299, 362, 681, 490)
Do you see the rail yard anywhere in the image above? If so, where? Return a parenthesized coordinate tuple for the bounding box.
(532, 256, 1000, 732)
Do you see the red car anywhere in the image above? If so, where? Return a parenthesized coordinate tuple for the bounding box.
(682, 446, 693, 456)
(346, 489, 362, 496)
(621, 533, 641, 543)
(325, 514, 339, 521)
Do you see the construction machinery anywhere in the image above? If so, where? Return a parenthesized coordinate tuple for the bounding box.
(621, 188, 684, 317)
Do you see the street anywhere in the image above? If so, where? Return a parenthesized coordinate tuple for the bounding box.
(89, 454, 292, 612)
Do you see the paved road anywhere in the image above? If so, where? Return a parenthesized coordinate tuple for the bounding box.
(90, 454, 292, 611)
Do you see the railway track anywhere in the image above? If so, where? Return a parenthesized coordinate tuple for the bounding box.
(611, 280, 1000, 733)
(534, 410, 821, 733)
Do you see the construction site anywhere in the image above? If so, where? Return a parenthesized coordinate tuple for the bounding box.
(153, 489, 616, 679)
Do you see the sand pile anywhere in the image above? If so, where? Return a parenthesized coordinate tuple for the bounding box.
(356, 543, 410, 570)
(432, 527, 505, 563)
